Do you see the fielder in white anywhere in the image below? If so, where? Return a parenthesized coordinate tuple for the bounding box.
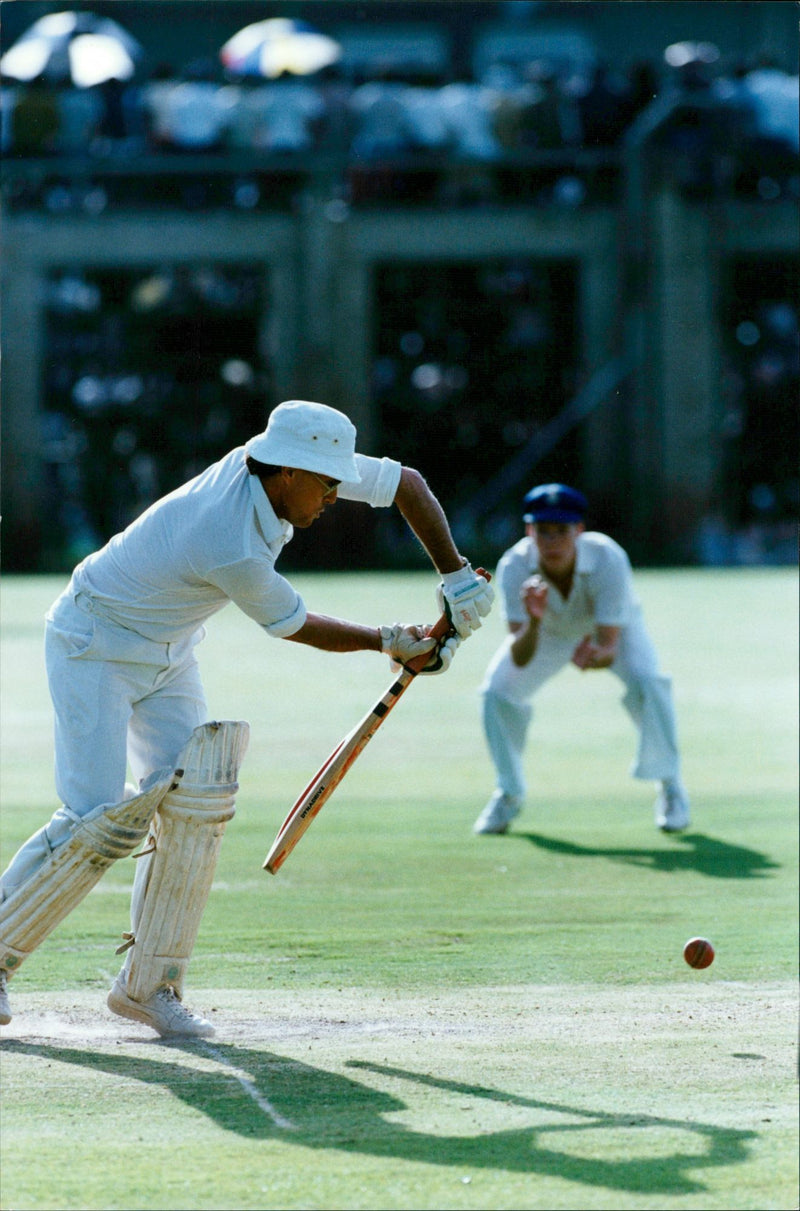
(0, 401, 493, 1036)
(474, 482, 690, 836)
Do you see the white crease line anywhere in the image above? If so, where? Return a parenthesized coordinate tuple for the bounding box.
(199, 1041, 297, 1130)
(96, 972, 295, 1127)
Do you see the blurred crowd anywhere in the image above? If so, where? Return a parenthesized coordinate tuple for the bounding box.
(37, 249, 798, 570)
(2, 44, 797, 207)
(703, 292, 800, 567)
(39, 263, 268, 568)
(36, 257, 578, 567)
(3, 34, 796, 569)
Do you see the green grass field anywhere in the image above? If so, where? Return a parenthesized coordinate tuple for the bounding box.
(1, 568, 797, 1211)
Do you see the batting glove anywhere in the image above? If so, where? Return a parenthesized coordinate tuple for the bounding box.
(416, 631, 461, 675)
(379, 624, 460, 675)
(380, 623, 437, 666)
(437, 562, 495, 638)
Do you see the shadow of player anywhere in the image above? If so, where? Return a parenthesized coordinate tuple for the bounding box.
(1, 1038, 756, 1196)
(513, 830, 778, 878)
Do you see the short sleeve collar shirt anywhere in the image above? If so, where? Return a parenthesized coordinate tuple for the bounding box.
(497, 530, 637, 639)
(72, 448, 402, 644)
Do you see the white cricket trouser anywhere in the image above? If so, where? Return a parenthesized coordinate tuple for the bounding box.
(1, 591, 206, 897)
(480, 612, 682, 802)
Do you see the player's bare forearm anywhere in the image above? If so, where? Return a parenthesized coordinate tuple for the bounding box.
(393, 467, 464, 574)
(284, 614, 382, 653)
(509, 575, 547, 666)
(510, 618, 540, 667)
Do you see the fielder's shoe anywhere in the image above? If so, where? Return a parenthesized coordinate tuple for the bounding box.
(654, 781, 690, 832)
(473, 791, 522, 835)
(108, 974, 215, 1038)
(0, 969, 11, 1025)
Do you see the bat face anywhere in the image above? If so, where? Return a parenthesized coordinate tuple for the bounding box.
(263, 669, 413, 873)
(279, 743, 346, 834)
(263, 570, 490, 874)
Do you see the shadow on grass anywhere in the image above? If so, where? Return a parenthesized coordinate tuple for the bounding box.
(513, 831, 779, 878)
(1, 1039, 755, 1195)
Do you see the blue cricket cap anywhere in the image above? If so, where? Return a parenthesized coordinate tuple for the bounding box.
(523, 483, 588, 523)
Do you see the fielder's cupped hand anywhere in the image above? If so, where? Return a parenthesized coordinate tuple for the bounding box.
(521, 574, 548, 620)
(571, 633, 616, 670)
(437, 562, 495, 638)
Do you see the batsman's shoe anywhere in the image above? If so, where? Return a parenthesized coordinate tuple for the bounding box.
(107, 975, 215, 1038)
(654, 782, 690, 832)
(473, 792, 522, 835)
(0, 969, 11, 1025)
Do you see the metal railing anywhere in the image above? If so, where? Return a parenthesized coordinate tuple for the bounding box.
(1, 145, 623, 209)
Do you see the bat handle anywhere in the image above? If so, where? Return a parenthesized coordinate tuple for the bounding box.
(404, 566, 492, 674)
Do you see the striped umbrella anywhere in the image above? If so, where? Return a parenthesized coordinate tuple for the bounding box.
(0, 10, 143, 88)
(220, 18, 341, 80)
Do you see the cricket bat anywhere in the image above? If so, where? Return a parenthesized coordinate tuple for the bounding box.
(263, 572, 490, 874)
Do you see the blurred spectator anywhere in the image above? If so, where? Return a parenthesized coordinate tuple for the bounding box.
(89, 76, 146, 155)
(347, 69, 416, 203)
(141, 63, 179, 150)
(55, 84, 102, 155)
(311, 63, 355, 153)
(10, 75, 60, 156)
(740, 57, 799, 153)
(490, 60, 539, 151)
(220, 78, 273, 151)
(438, 73, 504, 159)
(730, 57, 800, 200)
(255, 74, 326, 154)
(349, 70, 414, 159)
(491, 61, 587, 204)
(645, 42, 747, 197)
(158, 58, 229, 152)
(401, 71, 452, 154)
(1, 83, 18, 154)
(435, 72, 505, 204)
(219, 72, 325, 155)
(516, 61, 581, 150)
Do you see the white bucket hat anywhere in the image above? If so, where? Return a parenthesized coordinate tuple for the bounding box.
(245, 400, 361, 483)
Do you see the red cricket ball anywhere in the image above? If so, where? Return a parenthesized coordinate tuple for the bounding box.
(683, 936, 715, 969)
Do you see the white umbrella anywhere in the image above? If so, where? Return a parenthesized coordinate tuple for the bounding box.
(220, 18, 341, 80)
(0, 10, 143, 87)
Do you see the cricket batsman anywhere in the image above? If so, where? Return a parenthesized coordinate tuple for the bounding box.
(474, 482, 690, 836)
(0, 400, 494, 1036)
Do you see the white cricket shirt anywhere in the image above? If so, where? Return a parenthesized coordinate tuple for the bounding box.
(69, 448, 401, 644)
(497, 531, 638, 639)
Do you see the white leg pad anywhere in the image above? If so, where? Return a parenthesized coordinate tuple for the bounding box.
(0, 769, 176, 976)
(123, 720, 250, 1004)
